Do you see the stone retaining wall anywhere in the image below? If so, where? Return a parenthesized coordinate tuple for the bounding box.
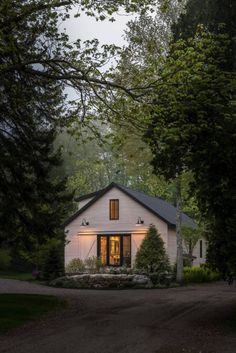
(50, 274, 152, 289)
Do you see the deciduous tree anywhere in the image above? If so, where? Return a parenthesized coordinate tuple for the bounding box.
(0, 0, 157, 256)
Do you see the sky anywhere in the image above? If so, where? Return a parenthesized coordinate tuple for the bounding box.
(60, 9, 135, 100)
(61, 9, 135, 46)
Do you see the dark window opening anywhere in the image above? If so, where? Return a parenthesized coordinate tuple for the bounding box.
(200, 240, 203, 258)
(109, 199, 119, 220)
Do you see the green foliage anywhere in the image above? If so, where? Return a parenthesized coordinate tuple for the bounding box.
(170, 0, 236, 282)
(0, 1, 75, 255)
(173, 0, 236, 62)
(0, 249, 12, 270)
(56, 128, 180, 206)
(84, 256, 103, 274)
(182, 225, 202, 266)
(65, 256, 102, 274)
(0, 0, 158, 264)
(66, 140, 129, 197)
(103, 266, 132, 274)
(65, 258, 85, 274)
(39, 239, 64, 280)
(145, 28, 236, 281)
(183, 266, 221, 284)
(50, 273, 150, 289)
(135, 225, 171, 282)
(0, 271, 33, 281)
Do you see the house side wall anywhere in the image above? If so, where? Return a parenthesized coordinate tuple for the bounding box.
(192, 239, 207, 266)
(167, 228, 207, 266)
(65, 187, 169, 266)
(167, 228, 177, 265)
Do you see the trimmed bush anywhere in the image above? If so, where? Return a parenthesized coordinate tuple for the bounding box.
(135, 225, 171, 285)
(103, 266, 132, 275)
(84, 256, 102, 274)
(183, 266, 221, 284)
(65, 258, 85, 274)
(50, 274, 151, 289)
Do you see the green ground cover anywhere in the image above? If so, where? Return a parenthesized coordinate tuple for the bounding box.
(0, 293, 65, 333)
(0, 270, 34, 281)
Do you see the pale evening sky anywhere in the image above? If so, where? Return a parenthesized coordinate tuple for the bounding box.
(61, 9, 135, 46)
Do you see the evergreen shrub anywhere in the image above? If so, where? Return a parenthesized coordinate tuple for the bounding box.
(135, 225, 171, 285)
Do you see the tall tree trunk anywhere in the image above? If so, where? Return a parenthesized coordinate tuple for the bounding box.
(176, 175, 183, 283)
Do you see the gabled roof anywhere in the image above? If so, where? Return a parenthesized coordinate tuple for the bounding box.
(64, 182, 196, 228)
(74, 190, 102, 202)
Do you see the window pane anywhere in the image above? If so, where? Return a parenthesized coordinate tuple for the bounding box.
(100, 236, 107, 266)
(109, 236, 120, 265)
(110, 200, 119, 220)
(123, 235, 131, 267)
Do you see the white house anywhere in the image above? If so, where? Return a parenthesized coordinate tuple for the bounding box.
(64, 182, 207, 267)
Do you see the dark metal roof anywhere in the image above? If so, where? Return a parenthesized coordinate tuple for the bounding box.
(64, 182, 196, 228)
(118, 184, 196, 228)
(74, 189, 103, 202)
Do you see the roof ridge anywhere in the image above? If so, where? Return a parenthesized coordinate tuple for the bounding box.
(118, 183, 169, 203)
(74, 187, 104, 202)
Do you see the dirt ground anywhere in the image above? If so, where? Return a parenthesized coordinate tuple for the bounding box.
(0, 279, 236, 353)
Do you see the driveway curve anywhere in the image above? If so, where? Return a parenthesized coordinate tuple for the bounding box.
(0, 279, 236, 353)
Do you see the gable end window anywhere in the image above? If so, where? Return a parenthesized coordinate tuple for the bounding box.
(109, 199, 119, 220)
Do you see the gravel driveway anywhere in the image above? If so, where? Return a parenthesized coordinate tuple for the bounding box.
(0, 279, 236, 353)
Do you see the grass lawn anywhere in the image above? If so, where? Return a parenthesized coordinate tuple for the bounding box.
(0, 270, 34, 281)
(0, 293, 65, 334)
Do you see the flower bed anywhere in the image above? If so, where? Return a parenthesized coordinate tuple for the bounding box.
(50, 273, 151, 289)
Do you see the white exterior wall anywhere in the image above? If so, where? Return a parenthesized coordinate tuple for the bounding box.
(65, 187, 168, 266)
(192, 239, 207, 266)
(167, 228, 207, 266)
(167, 229, 177, 265)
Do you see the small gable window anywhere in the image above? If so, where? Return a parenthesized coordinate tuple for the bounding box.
(110, 199, 119, 220)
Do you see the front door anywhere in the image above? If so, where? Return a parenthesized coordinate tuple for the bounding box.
(98, 235, 131, 267)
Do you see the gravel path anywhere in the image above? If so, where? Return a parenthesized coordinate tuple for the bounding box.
(0, 279, 236, 353)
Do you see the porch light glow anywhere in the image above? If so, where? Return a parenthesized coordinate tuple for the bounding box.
(81, 218, 89, 226)
(136, 216, 144, 225)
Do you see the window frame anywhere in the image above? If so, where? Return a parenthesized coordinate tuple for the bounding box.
(109, 199, 119, 220)
(97, 234, 131, 267)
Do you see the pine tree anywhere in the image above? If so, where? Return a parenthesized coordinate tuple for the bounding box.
(42, 241, 65, 280)
(135, 225, 170, 277)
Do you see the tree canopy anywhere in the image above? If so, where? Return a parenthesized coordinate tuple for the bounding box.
(0, 0, 158, 259)
(145, 2, 236, 280)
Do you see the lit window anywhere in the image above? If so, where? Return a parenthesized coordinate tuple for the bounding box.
(97, 234, 131, 267)
(109, 199, 119, 220)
